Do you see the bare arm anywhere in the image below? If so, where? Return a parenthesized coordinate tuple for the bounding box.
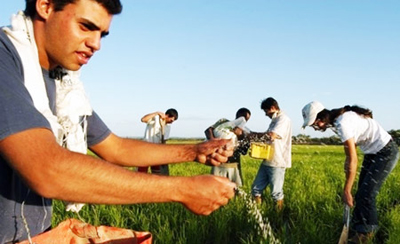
(90, 133, 233, 167)
(0, 128, 235, 215)
(268, 131, 281, 141)
(141, 111, 165, 123)
(342, 138, 358, 207)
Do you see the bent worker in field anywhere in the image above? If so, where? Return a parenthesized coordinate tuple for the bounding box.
(137, 109, 179, 175)
(205, 108, 252, 187)
(0, 0, 236, 242)
(302, 101, 399, 243)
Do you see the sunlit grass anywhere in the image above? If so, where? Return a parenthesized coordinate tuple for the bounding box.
(53, 145, 400, 244)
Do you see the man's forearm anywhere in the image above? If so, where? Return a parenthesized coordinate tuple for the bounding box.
(45, 153, 235, 215)
(0, 128, 235, 215)
(91, 134, 197, 167)
(0, 128, 179, 204)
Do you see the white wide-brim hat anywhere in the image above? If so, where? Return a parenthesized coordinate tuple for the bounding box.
(302, 101, 325, 128)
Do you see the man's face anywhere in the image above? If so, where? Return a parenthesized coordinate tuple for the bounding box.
(245, 113, 251, 121)
(39, 0, 112, 70)
(263, 106, 277, 119)
(165, 116, 176, 124)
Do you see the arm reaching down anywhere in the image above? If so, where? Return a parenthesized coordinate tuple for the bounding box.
(342, 138, 358, 207)
(90, 133, 234, 167)
(0, 128, 235, 215)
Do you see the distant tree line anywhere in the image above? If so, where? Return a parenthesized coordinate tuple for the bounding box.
(388, 129, 400, 146)
(292, 129, 400, 145)
(292, 134, 341, 145)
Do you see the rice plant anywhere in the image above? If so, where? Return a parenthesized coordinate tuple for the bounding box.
(52, 145, 400, 244)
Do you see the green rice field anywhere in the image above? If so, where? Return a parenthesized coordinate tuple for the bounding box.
(52, 144, 400, 244)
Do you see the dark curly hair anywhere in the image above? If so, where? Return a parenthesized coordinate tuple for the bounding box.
(261, 97, 280, 111)
(165, 108, 178, 121)
(25, 0, 122, 18)
(236, 108, 251, 119)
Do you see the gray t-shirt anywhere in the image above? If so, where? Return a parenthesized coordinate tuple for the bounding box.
(0, 29, 111, 243)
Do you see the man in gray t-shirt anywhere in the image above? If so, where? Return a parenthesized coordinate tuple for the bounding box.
(0, 1, 235, 242)
(0, 30, 111, 242)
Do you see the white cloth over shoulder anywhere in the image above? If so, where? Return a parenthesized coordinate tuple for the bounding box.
(144, 115, 171, 143)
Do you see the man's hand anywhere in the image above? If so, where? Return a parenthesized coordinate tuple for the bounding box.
(179, 175, 236, 215)
(195, 139, 234, 166)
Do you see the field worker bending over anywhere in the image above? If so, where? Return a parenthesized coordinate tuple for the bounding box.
(302, 101, 399, 243)
(0, 0, 236, 243)
(250, 97, 292, 211)
(205, 108, 251, 187)
(137, 109, 178, 175)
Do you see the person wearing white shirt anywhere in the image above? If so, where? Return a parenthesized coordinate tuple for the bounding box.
(251, 97, 292, 211)
(137, 109, 178, 175)
(302, 101, 399, 243)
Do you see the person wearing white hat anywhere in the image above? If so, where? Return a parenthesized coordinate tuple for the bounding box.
(301, 101, 325, 129)
(301, 101, 399, 243)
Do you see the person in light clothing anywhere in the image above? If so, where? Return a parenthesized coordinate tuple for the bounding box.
(251, 97, 292, 210)
(301, 101, 399, 243)
(137, 109, 178, 175)
(206, 108, 251, 187)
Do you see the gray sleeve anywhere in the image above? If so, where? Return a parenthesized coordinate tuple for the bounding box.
(86, 110, 111, 146)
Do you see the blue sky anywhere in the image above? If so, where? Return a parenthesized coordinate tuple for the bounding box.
(1, 1, 399, 138)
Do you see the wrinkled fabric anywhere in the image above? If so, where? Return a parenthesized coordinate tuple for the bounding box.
(17, 219, 152, 244)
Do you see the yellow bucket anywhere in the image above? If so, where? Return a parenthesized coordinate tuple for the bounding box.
(249, 143, 274, 161)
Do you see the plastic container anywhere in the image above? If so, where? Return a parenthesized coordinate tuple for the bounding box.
(249, 142, 274, 161)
